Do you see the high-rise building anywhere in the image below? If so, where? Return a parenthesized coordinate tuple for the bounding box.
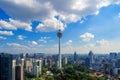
(43, 58, 48, 66)
(110, 59, 117, 75)
(0, 53, 12, 80)
(88, 50, 94, 66)
(57, 27, 62, 69)
(12, 60, 16, 80)
(74, 51, 77, 63)
(15, 65, 24, 80)
(117, 52, 120, 59)
(24, 53, 28, 60)
(104, 63, 110, 75)
(117, 59, 120, 68)
(48, 59, 52, 68)
(85, 57, 90, 67)
(25, 59, 32, 73)
(36, 60, 42, 77)
(109, 52, 117, 59)
(32, 59, 42, 77)
(21, 58, 25, 66)
(65, 57, 68, 65)
(34, 53, 37, 59)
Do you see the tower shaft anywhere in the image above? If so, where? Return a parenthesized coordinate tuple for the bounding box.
(58, 38, 62, 69)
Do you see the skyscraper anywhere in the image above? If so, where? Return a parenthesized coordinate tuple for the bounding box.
(12, 60, 16, 80)
(48, 59, 52, 68)
(65, 57, 68, 65)
(88, 51, 94, 67)
(0, 53, 12, 80)
(43, 58, 48, 66)
(74, 51, 77, 63)
(25, 59, 32, 73)
(109, 52, 117, 59)
(36, 60, 42, 77)
(85, 57, 90, 67)
(15, 65, 24, 80)
(32, 59, 42, 77)
(57, 27, 62, 69)
(104, 63, 110, 75)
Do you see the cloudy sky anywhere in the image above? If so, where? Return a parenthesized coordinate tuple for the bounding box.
(0, 0, 120, 54)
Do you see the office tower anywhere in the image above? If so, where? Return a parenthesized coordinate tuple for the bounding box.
(12, 60, 16, 80)
(32, 59, 42, 77)
(48, 59, 52, 68)
(116, 59, 120, 74)
(117, 52, 120, 59)
(0, 53, 12, 80)
(117, 59, 120, 68)
(57, 27, 62, 69)
(21, 58, 24, 66)
(17, 55, 22, 65)
(74, 51, 77, 63)
(20, 54, 24, 59)
(43, 58, 48, 66)
(110, 59, 117, 75)
(109, 52, 117, 59)
(36, 60, 42, 77)
(113, 59, 120, 75)
(65, 57, 68, 65)
(88, 50, 94, 66)
(104, 63, 110, 75)
(15, 65, 24, 80)
(24, 53, 28, 59)
(34, 53, 37, 59)
(23, 53, 28, 68)
(26, 59, 32, 73)
(85, 57, 90, 67)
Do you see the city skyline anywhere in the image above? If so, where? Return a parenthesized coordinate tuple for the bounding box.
(0, 0, 120, 54)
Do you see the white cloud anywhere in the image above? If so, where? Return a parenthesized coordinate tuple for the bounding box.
(7, 43, 28, 48)
(0, 19, 32, 31)
(0, 20, 16, 30)
(9, 18, 32, 31)
(0, 0, 56, 22)
(0, 36, 7, 40)
(0, 30, 14, 36)
(36, 17, 65, 32)
(96, 39, 109, 46)
(84, 43, 95, 48)
(80, 32, 94, 42)
(7, 43, 21, 47)
(66, 40, 72, 45)
(41, 36, 50, 39)
(31, 41, 38, 46)
(0, 0, 119, 32)
(39, 39, 47, 43)
(38, 36, 51, 43)
(17, 35, 26, 40)
(80, 20, 84, 24)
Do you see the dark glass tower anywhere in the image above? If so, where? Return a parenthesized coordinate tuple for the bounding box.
(88, 50, 94, 66)
(74, 51, 77, 63)
(15, 65, 24, 80)
(0, 53, 12, 80)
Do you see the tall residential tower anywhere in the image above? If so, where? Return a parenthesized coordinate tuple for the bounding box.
(0, 53, 12, 80)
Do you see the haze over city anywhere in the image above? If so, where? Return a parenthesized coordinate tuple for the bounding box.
(0, 0, 120, 54)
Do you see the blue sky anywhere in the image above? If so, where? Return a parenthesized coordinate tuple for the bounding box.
(0, 0, 120, 54)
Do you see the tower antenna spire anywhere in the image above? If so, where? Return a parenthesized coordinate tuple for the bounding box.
(58, 17, 61, 31)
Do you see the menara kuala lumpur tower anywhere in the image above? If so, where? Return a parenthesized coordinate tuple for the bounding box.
(57, 26, 62, 69)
